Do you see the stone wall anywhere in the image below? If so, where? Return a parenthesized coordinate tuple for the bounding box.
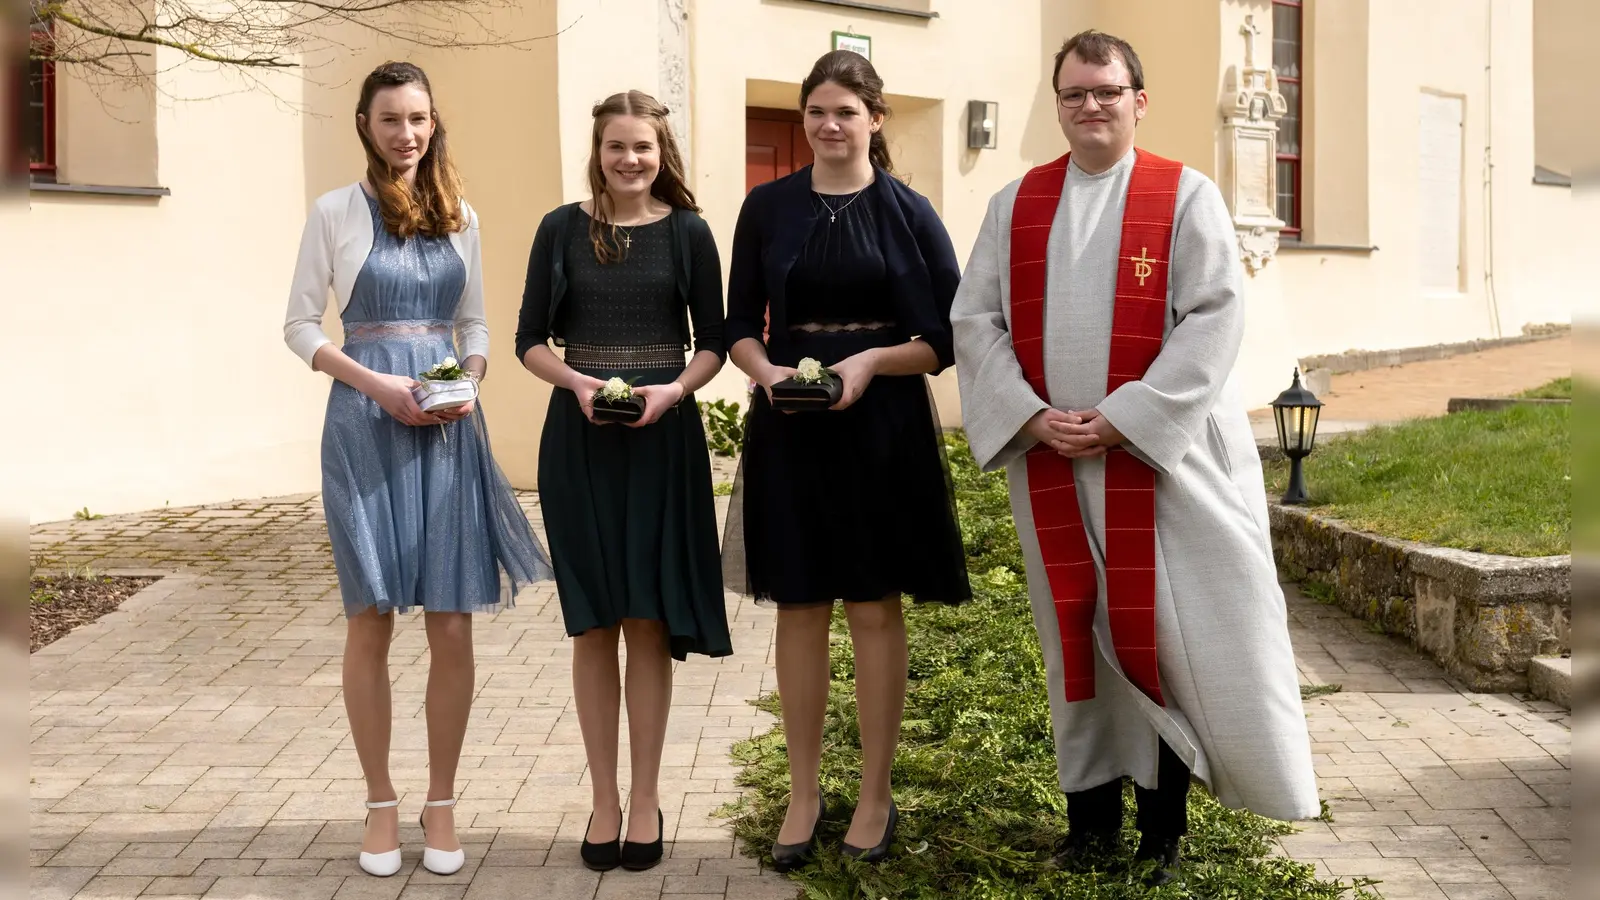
(1298, 324, 1570, 375)
(1270, 505, 1571, 691)
(1445, 397, 1571, 413)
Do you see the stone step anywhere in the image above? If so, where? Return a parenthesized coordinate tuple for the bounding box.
(1527, 656, 1572, 709)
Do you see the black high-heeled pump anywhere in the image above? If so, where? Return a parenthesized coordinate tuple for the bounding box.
(620, 808, 664, 871)
(840, 800, 898, 865)
(580, 810, 622, 872)
(770, 797, 827, 873)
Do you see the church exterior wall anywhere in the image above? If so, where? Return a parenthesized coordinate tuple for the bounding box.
(12, 0, 1576, 523)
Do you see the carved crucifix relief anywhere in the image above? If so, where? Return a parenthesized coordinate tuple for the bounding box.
(1219, 10, 1289, 273)
(1240, 15, 1262, 70)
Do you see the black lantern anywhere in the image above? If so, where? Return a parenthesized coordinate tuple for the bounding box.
(1270, 368, 1323, 504)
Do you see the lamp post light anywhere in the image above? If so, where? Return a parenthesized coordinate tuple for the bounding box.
(1270, 368, 1323, 505)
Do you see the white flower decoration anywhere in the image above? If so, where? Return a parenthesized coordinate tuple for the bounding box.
(795, 358, 826, 384)
(598, 377, 634, 402)
(442, 356, 457, 368)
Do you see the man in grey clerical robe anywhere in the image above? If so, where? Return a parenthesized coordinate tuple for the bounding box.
(950, 30, 1319, 884)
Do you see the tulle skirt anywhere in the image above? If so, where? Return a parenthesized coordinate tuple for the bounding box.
(320, 332, 554, 616)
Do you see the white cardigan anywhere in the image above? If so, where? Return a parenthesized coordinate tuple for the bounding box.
(282, 182, 490, 367)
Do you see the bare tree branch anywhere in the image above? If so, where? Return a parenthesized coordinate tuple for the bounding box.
(29, 0, 569, 80)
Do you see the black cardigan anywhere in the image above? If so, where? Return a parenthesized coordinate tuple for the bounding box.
(514, 202, 726, 363)
(723, 165, 962, 374)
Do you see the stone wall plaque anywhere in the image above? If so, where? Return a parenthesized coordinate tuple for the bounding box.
(1219, 12, 1288, 274)
(1234, 132, 1275, 219)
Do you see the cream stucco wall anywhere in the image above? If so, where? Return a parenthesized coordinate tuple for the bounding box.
(51, 1, 160, 189)
(17, 9, 563, 523)
(1081, 0, 1222, 177)
(15, 0, 1583, 523)
(1533, 0, 1598, 178)
(1270, 0, 1571, 373)
(20, 56, 321, 524)
(417, 8, 565, 489)
(1303, 0, 1371, 247)
(56, 65, 159, 188)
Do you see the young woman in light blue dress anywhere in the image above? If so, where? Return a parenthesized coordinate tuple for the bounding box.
(282, 61, 554, 879)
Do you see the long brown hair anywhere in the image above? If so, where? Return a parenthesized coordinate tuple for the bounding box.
(799, 50, 894, 174)
(355, 61, 466, 239)
(587, 91, 698, 264)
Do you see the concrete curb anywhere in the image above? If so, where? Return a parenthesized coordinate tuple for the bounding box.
(1269, 505, 1570, 692)
(1446, 397, 1571, 413)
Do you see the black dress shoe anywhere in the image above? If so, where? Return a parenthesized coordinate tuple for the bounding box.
(1050, 829, 1122, 870)
(621, 809, 664, 871)
(1135, 834, 1181, 885)
(580, 811, 622, 871)
(770, 798, 826, 873)
(840, 800, 897, 864)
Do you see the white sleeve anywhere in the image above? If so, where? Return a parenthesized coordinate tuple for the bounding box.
(454, 201, 490, 362)
(950, 189, 1049, 472)
(1097, 172, 1245, 475)
(283, 203, 335, 367)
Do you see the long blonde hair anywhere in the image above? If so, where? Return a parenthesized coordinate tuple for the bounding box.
(355, 61, 466, 239)
(587, 91, 699, 264)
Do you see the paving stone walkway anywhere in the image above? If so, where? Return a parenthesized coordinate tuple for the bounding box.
(1286, 598, 1569, 900)
(30, 491, 797, 900)
(30, 486, 1569, 900)
(1249, 333, 1572, 434)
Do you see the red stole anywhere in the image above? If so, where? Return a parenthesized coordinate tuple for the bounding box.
(1007, 149, 1182, 706)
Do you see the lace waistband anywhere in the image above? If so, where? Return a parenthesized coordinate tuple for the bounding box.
(345, 319, 453, 342)
(788, 320, 898, 334)
(562, 342, 685, 371)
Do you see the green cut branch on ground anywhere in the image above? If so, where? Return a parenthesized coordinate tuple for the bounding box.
(1266, 404, 1570, 557)
(717, 432, 1377, 899)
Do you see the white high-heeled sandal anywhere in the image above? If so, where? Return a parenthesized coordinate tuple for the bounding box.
(359, 799, 402, 877)
(420, 798, 466, 875)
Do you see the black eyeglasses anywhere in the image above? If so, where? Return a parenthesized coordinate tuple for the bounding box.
(1057, 85, 1138, 108)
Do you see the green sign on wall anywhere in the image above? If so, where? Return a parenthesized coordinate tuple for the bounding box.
(832, 31, 872, 60)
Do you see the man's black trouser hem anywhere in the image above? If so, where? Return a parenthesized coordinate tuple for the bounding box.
(1064, 739, 1191, 839)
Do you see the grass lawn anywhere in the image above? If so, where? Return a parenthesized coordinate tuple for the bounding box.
(1518, 377, 1571, 399)
(1266, 404, 1569, 557)
(718, 433, 1373, 899)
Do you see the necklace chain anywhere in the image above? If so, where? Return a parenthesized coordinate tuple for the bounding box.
(603, 200, 661, 250)
(815, 189, 864, 224)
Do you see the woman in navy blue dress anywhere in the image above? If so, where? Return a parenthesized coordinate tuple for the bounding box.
(283, 62, 553, 879)
(721, 51, 972, 870)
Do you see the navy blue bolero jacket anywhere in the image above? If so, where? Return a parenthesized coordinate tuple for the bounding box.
(723, 165, 962, 375)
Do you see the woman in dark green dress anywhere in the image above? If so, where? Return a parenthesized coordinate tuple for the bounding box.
(514, 90, 732, 873)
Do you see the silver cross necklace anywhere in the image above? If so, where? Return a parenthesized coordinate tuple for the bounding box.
(815, 189, 864, 224)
